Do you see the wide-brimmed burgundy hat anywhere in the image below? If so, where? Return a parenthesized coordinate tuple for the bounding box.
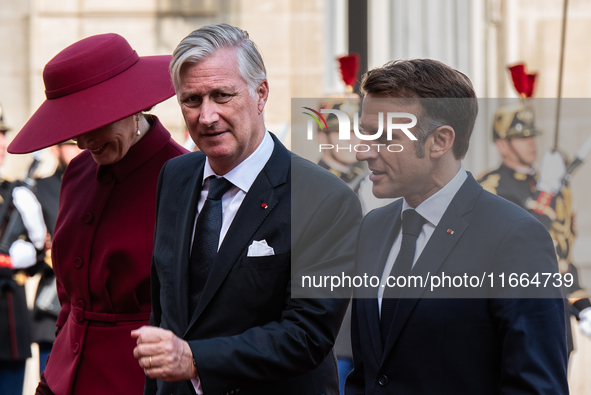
(8, 33, 175, 154)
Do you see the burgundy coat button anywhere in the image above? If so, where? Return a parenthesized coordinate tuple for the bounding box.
(73, 257, 83, 269)
(72, 342, 80, 354)
(83, 212, 94, 224)
(77, 300, 85, 309)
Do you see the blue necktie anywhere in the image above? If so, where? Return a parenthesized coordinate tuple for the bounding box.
(189, 176, 234, 316)
(380, 209, 426, 348)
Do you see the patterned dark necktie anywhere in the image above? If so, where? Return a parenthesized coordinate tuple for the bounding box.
(380, 209, 426, 348)
(189, 176, 234, 317)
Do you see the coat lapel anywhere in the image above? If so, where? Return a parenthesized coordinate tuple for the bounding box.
(362, 204, 401, 361)
(175, 158, 205, 334)
(381, 174, 482, 360)
(185, 134, 290, 333)
(363, 299, 382, 363)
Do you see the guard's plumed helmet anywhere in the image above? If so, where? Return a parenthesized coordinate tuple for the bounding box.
(319, 99, 360, 134)
(493, 102, 540, 140)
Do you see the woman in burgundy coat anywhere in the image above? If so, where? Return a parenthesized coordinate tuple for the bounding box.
(8, 33, 188, 394)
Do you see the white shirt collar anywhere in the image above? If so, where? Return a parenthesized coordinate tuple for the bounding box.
(203, 130, 274, 193)
(401, 164, 467, 227)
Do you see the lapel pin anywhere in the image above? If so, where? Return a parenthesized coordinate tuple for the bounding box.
(261, 202, 268, 209)
(447, 229, 454, 235)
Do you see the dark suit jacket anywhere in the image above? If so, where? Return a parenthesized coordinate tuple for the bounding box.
(346, 173, 569, 395)
(148, 133, 362, 395)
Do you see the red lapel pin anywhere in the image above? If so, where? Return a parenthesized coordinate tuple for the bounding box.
(261, 202, 268, 209)
(447, 229, 454, 235)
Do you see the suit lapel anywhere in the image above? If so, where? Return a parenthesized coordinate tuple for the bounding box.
(185, 134, 290, 333)
(175, 158, 205, 334)
(381, 174, 482, 360)
(363, 204, 401, 361)
(363, 298, 382, 363)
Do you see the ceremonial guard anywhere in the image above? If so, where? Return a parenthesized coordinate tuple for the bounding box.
(0, 103, 47, 394)
(317, 55, 367, 192)
(479, 64, 591, 357)
(313, 55, 366, 395)
(317, 100, 367, 193)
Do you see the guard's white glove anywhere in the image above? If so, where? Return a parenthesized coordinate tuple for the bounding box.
(579, 307, 591, 339)
(9, 239, 37, 269)
(537, 150, 566, 195)
(12, 186, 46, 250)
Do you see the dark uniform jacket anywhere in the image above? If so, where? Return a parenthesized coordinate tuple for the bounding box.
(32, 168, 63, 345)
(0, 180, 33, 362)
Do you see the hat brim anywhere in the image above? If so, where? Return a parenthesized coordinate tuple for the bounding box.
(8, 55, 176, 154)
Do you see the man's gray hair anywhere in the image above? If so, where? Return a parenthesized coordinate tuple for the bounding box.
(170, 23, 267, 96)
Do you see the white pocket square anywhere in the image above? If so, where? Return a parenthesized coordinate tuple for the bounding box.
(247, 240, 275, 257)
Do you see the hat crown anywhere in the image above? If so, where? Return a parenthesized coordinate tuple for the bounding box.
(43, 33, 139, 99)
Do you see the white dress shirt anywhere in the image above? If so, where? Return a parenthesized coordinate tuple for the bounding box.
(378, 165, 467, 316)
(191, 130, 274, 394)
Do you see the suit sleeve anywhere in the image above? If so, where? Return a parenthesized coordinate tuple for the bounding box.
(489, 217, 569, 394)
(345, 299, 366, 395)
(189, 184, 362, 395)
(144, 161, 167, 395)
(345, 212, 372, 395)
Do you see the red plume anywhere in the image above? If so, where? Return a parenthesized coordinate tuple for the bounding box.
(508, 63, 537, 98)
(337, 54, 360, 87)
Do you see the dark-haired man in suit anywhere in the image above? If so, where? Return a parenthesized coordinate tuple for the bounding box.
(132, 23, 361, 395)
(345, 59, 568, 394)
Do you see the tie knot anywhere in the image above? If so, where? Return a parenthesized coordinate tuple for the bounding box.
(207, 177, 233, 200)
(402, 209, 425, 237)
